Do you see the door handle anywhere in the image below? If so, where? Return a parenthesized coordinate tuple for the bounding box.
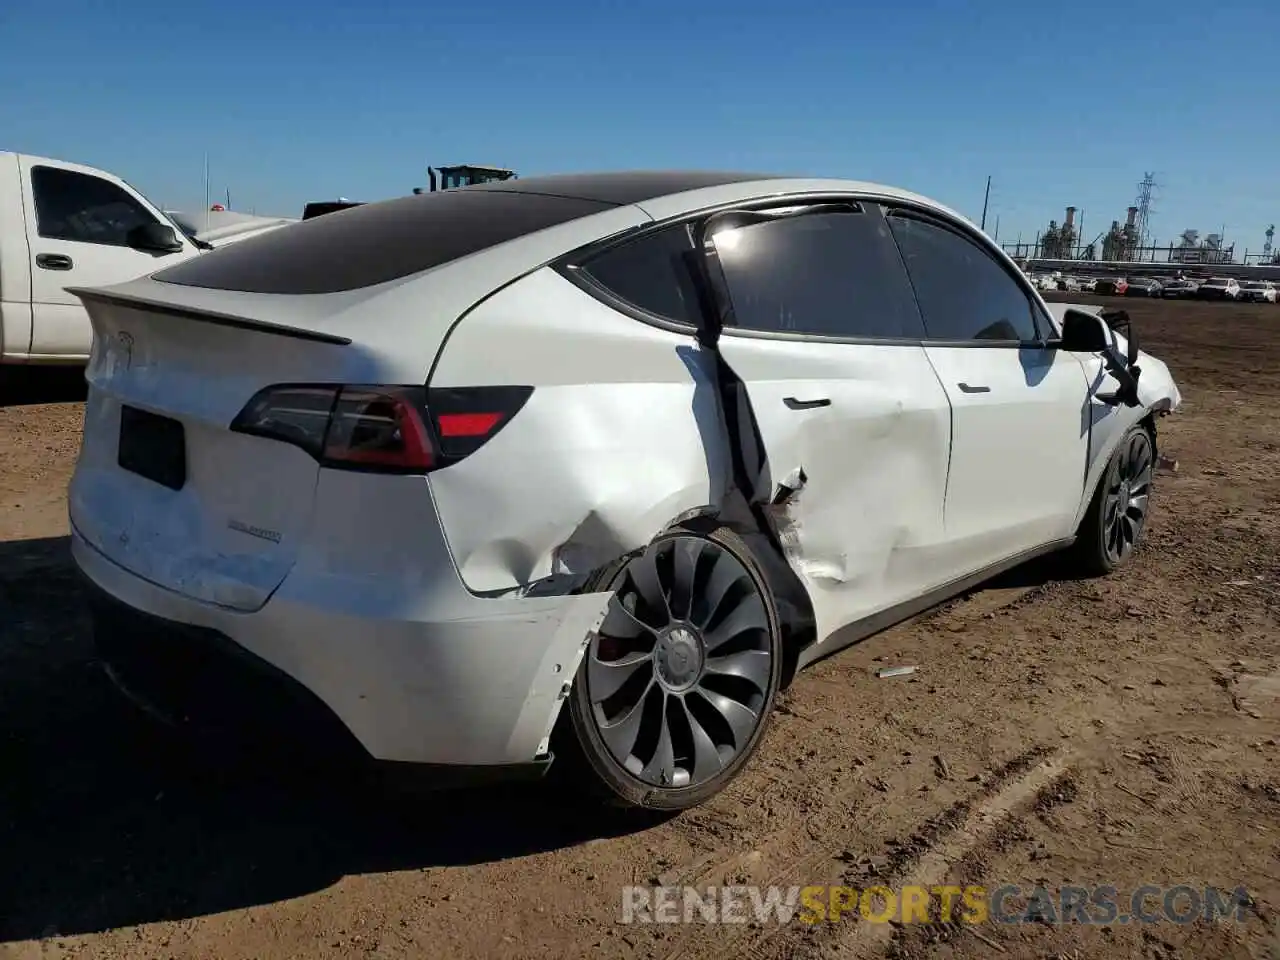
(35, 253, 73, 271)
(957, 382, 990, 394)
(783, 396, 831, 410)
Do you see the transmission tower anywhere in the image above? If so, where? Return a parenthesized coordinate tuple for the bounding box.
(1134, 172, 1157, 247)
(1264, 224, 1275, 262)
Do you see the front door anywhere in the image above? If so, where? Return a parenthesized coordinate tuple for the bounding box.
(886, 211, 1092, 569)
(21, 159, 196, 359)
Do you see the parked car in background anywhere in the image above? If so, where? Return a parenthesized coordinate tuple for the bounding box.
(1077, 277, 1098, 292)
(1197, 277, 1241, 300)
(1160, 278, 1200, 299)
(1238, 280, 1278, 304)
(0, 151, 203, 364)
(1125, 277, 1163, 298)
(66, 171, 1181, 811)
(1094, 277, 1129, 295)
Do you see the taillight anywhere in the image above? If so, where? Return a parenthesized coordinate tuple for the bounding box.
(425, 385, 535, 461)
(323, 387, 435, 471)
(230, 384, 532, 473)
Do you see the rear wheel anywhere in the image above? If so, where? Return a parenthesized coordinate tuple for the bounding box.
(565, 526, 783, 811)
(1069, 423, 1155, 577)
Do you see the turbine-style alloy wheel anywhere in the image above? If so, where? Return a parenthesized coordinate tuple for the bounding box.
(566, 527, 782, 811)
(1102, 428, 1154, 565)
(1072, 423, 1156, 576)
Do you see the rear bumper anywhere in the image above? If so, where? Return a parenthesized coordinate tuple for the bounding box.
(86, 573, 369, 766)
(72, 526, 611, 773)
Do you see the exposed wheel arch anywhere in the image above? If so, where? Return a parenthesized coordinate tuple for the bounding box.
(557, 522, 786, 811)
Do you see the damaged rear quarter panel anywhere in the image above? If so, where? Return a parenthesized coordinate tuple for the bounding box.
(425, 267, 732, 594)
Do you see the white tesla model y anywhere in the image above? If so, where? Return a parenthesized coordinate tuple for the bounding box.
(67, 173, 1181, 810)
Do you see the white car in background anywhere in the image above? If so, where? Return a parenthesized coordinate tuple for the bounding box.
(1238, 280, 1277, 303)
(67, 173, 1182, 811)
(1198, 276, 1241, 300)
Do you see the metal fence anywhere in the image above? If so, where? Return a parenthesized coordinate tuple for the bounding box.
(1000, 241, 1277, 267)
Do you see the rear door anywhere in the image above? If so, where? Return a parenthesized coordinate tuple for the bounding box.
(886, 210, 1092, 570)
(700, 203, 954, 645)
(20, 158, 197, 358)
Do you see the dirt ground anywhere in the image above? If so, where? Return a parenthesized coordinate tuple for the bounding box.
(2, 297, 1278, 960)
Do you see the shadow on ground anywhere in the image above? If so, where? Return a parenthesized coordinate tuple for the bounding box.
(0, 365, 88, 407)
(982, 548, 1094, 589)
(0, 536, 647, 942)
(0, 533, 1078, 942)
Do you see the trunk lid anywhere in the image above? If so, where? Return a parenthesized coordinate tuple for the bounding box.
(68, 281, 447, 611)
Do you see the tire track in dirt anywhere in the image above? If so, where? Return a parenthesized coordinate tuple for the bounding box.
(818, 752, 1076, 959)
(646, 583, 1061, 960)
(651, 745, 1069, 960)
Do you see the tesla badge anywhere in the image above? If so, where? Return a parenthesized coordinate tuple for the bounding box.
(117, 331, 135, 371)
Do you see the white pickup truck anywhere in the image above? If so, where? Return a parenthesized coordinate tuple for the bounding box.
(0, 152, 207, 365)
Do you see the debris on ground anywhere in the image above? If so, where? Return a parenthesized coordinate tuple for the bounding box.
(875, 665, 918, 679)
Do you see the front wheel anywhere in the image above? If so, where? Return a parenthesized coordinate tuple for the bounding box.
(564, 526, 783, 811)
(1069, 423, 1156, 577)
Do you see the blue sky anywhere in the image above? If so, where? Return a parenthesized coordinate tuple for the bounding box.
(1, 0, 1275, 254)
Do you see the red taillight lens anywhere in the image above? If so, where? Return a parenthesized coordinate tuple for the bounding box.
(322, 387, 435, 471)
(425, 385, 533, 461)
(436, 412, 503, 438)
(230, 383, 532, 473)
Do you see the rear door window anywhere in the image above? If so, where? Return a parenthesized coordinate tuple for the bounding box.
(156, 191, 615, 294)
(711, 208, 926, 339)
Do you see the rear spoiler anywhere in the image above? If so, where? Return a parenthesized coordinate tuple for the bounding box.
(67, 288, 353, 346)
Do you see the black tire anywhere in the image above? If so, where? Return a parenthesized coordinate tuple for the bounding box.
(1069, 422, 1155, 577)
(561, 524, 784, 812)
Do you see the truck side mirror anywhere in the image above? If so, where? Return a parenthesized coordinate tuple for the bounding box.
(127, 222, 185, 255)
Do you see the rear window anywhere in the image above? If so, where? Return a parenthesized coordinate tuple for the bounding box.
(155, 190, 615, 294)
(578, 224, 704, 326)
